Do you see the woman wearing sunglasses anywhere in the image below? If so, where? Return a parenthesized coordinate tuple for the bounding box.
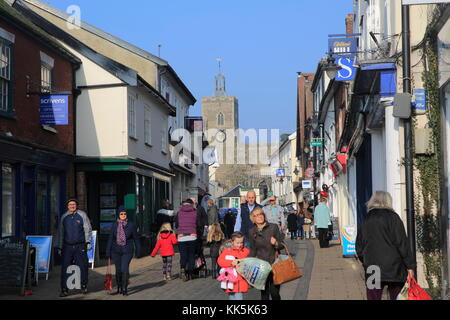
(106, 205, 141, 296)
(248, 207, 284, 300)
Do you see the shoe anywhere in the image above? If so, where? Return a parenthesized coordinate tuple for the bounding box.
(59, 289, 69, 297)
(163, 275, 168, 281)
(182, 270, 190, 282)
(81, 285, 88, 295)
(122, 273, 129, 296)
(166, 275, 172, 281)
(112, 274, 122, 295)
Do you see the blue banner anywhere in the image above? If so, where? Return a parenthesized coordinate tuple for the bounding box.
(87, 231, 97, 265)
(414, 89, 427, 111)
(26, 236, 52, 275)
(40, 95, 69, 125)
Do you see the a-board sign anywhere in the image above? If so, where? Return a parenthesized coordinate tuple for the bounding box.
(0, 237, 30, 295)
(26, 236, 52, 280)
(87, 231, 97, 269)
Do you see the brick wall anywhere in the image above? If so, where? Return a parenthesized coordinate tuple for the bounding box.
(0, 20, 75, 155)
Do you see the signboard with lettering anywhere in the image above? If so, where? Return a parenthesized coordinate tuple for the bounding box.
(0, 238, 30, 295)
(26, 236, 52, 280)
(40, 95, 69, 125)
(302, 180, 312, 189)
(342, 225, 357, 257)
(328, 38, 357, 57)
(414, 89, 427, 113)
(335, 56, 356, 81)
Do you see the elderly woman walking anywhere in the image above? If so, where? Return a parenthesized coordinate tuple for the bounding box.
(248, 207, 284, 300)
(356, 191, 416, 300)
(314, 196, 332, 248)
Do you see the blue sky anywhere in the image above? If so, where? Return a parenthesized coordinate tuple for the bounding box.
(48, 0, 353, 135)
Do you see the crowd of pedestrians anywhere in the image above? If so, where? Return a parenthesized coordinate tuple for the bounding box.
(54, 188, 415, 301)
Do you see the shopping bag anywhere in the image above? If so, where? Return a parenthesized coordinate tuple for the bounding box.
(272, 244, 303, 285)
(104, 258, 113, 292)
(408, 276, 432, 300)
(235, 258, 272, 290)
(396, 282, 409, 300)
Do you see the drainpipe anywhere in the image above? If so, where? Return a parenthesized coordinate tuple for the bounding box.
(72, 63, 81, 200)
(402, 4, 417, 278)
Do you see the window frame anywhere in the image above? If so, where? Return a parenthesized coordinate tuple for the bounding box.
(128, 94, 137, 139)
(144, 105, 152, 146)
(0, 39, 14, 117)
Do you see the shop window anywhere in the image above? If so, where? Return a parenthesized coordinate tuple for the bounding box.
(1, 163, 15, 237)
(37, 171, 48, 235)
(50, 174, 60, 237)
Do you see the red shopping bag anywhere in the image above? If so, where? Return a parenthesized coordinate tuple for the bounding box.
(104, 258, 113, 292)
(407, 276, 432, 300)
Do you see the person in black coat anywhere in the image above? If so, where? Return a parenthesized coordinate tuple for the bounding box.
(224, 210, 236, 239)
(287, 212, 298, 240)
(106, 206, 141, 296)
(356, 191, 416, 300)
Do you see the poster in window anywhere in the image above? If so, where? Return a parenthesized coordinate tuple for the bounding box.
(100, 209, 117, 222)
(100, 196, 116, 208)
(100, 222, 114, 235)
(100, 183, 116, 195)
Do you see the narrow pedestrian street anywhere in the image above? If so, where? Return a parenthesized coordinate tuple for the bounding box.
(0, 238, 365, 300)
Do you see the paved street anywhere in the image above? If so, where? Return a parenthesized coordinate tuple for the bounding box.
(0, 238, 365, 300)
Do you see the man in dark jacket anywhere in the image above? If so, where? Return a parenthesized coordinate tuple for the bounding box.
(356, 192, 416, 300)
(56, 199, 92, 297)
(234, 191, 262, 248)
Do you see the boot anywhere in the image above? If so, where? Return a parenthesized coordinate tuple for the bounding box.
(112, 273, 122, 295)
(182, 269, 190, 282)
(122, 273, 129, 296)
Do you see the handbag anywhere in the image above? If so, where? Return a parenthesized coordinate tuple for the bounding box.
(104, 258, 113, 292)
(396, 282, 409, 300)
(272, 243, 303, 285)
(407, 276, 432, 300)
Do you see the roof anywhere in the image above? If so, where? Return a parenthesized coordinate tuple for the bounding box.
(220, 184, 244, 198)
(0, 0, 81, 65)
(21, 0, 196, 104)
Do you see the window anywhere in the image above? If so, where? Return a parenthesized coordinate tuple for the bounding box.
(218, 113, 224, 126)
(2, 163, 15, 237)
(161, 120, 168, 154)
(0, 41, 12, 113)
(144, 105, 151, 145)
(40, 64, 53, 93)
(128, 95, 137, 138)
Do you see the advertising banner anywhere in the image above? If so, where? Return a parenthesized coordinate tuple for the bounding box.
(342, 225, 357, 257)
(87, 231, 97, 269)
(39, 95, 69, 125)
(26, 236, 52, 280)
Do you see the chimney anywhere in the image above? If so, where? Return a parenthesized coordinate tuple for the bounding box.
(346, 14, 354, 35)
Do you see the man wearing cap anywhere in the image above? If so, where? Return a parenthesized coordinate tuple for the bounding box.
(261, 196, 286, 232)
(56, 199, 92, 297)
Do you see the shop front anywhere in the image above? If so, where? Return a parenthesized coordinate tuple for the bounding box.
(76, 158, 173, 256)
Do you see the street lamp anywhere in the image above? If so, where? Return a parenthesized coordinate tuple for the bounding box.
(323, 50, 342, 79)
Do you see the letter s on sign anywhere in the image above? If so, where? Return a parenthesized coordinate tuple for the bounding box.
(337, 58, 353, 80)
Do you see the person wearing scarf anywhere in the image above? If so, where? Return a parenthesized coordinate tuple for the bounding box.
(106, 205, 141, 296)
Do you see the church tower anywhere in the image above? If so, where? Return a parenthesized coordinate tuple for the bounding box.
(201, 59, 239, 141)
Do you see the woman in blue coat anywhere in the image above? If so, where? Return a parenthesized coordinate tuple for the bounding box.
(106, 206, 141, 296)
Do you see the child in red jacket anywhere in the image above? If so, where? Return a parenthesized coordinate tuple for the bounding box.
(151, 223, 178, 281)
(217, 232, 250, 300)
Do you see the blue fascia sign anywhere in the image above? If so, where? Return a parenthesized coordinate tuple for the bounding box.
(40, 95, 69, 125)
(276, 169, 286, 178)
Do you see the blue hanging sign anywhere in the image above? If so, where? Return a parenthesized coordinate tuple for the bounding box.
(40, 95, 69, 125)
(276, 169, 285, 178)
(335, 56, 356, 81)
(328, 37, 357, 57)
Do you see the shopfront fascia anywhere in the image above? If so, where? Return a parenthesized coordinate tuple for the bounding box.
(76, 158, 173, 256)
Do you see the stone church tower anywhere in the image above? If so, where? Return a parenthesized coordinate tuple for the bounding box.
(202, 61, 273, 198)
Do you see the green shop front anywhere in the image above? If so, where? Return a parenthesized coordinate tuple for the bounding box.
(76, 158, 173, 257)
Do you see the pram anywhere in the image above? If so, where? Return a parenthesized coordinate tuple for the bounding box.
(192, 239, 209, 278)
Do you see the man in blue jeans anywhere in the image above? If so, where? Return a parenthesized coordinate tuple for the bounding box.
(56, 199, 92, 297)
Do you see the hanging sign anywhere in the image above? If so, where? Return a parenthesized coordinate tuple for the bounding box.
(40, 95, 69, 125)
(414, 89, 427, 114)
(276, 169, 286, 178)
(87, 231, 97, 269)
